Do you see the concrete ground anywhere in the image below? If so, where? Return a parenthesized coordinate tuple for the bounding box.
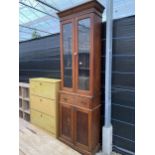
(96, 151, 121, 155)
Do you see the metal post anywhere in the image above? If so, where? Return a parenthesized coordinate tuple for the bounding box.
(105, 0, 113, 128)
(102, 0, 113, 155)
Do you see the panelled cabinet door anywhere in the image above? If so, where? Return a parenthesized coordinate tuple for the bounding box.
(75, 15, 93, 95)
(60, 103, 73, 142)
(74, 107, 90, 150)
(61, 20, 74, 91)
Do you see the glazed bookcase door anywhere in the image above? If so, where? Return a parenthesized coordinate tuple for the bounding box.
(74, 107, 90, 150)
(75, 15, 93, 95)
(61, 20, 74, 91)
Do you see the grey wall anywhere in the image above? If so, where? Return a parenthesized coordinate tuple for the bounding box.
(19, 16, 135, 155)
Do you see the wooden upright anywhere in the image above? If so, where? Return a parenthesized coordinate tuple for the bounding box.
(57, 1, 104, 155)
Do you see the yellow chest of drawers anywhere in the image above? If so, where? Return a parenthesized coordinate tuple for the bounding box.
(30, 78, 61, 137)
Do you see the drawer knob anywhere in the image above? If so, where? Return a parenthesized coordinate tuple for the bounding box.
(40, 99, 42, 102)
(40, 83, 42, 86)
(64, 98, 67, 102)
(81, 101, 86, 105)
(40, 114, 42, 117)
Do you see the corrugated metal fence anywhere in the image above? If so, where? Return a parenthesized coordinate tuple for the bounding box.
(19, 16, 135, 155)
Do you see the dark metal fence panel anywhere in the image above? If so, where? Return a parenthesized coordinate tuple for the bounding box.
(19, 16, 135, 155)
(101, 16, 135, 155)
(19, 34, 60, 82)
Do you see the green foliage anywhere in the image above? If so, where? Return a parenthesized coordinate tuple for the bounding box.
(32, 31, 41, 39)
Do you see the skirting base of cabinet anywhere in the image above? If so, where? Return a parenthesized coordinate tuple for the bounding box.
(58, 136, 100, 155)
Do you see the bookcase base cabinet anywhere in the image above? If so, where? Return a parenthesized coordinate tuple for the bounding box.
(59, 97, 101, 155)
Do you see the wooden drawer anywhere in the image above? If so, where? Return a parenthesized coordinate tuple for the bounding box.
(31, 109, 56, 134)
(60, 93, 74, 104)
(76, 96, 92, 108)
(31, 95, 56, 116)
(30, 81, 58, 99)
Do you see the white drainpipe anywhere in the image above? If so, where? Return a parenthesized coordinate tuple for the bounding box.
(102, 0, 113, 155)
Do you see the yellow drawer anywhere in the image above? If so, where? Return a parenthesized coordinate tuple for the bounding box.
(30, 95, 56, 116)
(30, 80, 59, 99)
(31, 109, 56, 134)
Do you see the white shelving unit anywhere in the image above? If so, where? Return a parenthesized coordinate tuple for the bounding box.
(19, 82, 30, 122)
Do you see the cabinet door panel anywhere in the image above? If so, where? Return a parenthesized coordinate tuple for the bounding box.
(74, 107, 90, 150)
(31, 109, 56, 134)
(30, 81, 56, 99)
(77, 18, 91, 91)
(62, 23, 73, 88)
(60, 103, 73, 141)
(31, 95, 56, 116)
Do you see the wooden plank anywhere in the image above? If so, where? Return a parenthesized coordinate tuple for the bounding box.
(19, 118, 81, 155)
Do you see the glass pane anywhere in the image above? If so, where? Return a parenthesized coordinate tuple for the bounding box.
(63, 23, 73, 88)
(78, 18, 91, 90)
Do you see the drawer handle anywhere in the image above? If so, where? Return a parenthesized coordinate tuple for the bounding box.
(40, 114, 42, 117)
(81, 101, 86, 105)
(40, 99, 42, 102)
(63, 98, 68, 102)
(40, 83, 42, 86)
